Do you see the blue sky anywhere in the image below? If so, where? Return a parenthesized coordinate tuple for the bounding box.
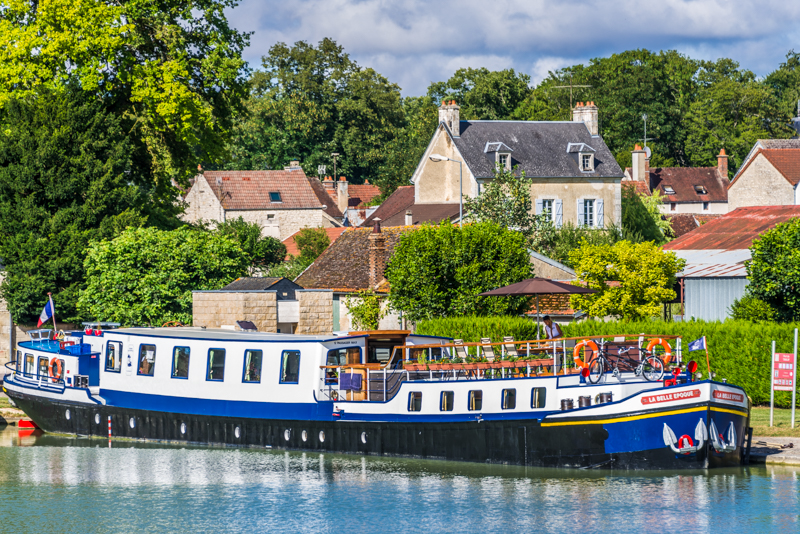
(227, 0, 800, 96)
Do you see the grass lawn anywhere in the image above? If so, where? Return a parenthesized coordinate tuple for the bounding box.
(750, 406, 800, 438)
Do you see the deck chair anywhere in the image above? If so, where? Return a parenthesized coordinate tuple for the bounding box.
(480, 338, 497, 362)
(502, 336, 519, 358)
(453, 339, 469, 361)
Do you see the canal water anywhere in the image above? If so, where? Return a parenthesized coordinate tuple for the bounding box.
(0, 428, 797, 533)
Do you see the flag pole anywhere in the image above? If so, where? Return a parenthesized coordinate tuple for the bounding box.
(703, 336, 711, 379)
(48, 292, 57, 337)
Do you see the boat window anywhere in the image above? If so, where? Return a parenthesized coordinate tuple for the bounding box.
(38, 356, 49, 378)
(172, 347, 190, 379)
(15, 350, 21, 372)
(207, 349, 226, 381)
(531, 387, 547, 409)
(326, 347, 361, 366)
(243, 349, 262, 383)
(280, 350, 301, 383)
(468, 390, 483, 411)
(106, 341, 122, 372)
(408, 392, 422, 412)
(138, 344, 156, 376)
(440, 391, 454, 411)
(25, 354, 34, 377)
(502, 389, 516, 410)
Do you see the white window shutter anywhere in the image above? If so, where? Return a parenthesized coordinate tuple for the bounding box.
(577, 199, 584, 227)
(596, 199, 604, 228)
(554, 199, 563, 228)
(535, 199, 543, 215)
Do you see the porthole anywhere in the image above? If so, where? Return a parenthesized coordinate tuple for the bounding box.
(284, 429, 291, 441)
(361, 432, 367, 444)
(319, 430, 325, 443)
(129, 417, 136, 429)
(302, 430, 308, 442)
(65, 409, 71, 421)
(180, 422, 187, 435)
(94, 413, 100, 425)
(234, 426, 241, 439)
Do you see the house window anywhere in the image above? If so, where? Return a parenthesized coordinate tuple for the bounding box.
(468, 390, 483, 411)
(408, 392, 422, 412)
(280, 350, 301, 383)
(531, 387, 547, 409)
(583, 199, 595, 227)
(502, 389, 516, 410)
(172, 347, 190, 379)
(243, 349, 263, 383)
(542, 199, 553, 220)
(581, 153, 593, 171)
(106, 341, 122, 372)
(269, 192, 282, 202)
(138, 344, 156, 376)
(670, 203, 676, 211)
(663, 185, 675, 195)
(703, 202, 709, 211)
(440, 391, 454, 411)
(207, 349, 226, 381)
(498, 153, 510, 171)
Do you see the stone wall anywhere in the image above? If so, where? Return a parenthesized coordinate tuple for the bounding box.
(230, 208, 339, 241)
(192, 291, 278, 332)
(181, 174, 225, 224)
(414, 127, 480, 204)
(296, 290, 333, 335)
(531, 178, 621, 228)
(728, 154, 795, 211)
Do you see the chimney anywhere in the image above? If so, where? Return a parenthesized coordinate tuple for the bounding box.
(631, 144, 648, 182)
(322, 175, 336, 194)
(337, 176, 349, 213)
(717, 149, 728, 177)
(438, 100, 461, 137)
(573, 101, 599, 136)
(405, 210, 413, 226)
(368, 219, 386, 289)
(284, 160, 302, 170)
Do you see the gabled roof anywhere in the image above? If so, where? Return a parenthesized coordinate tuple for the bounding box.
(449, 121, 622, 179)
(306, 177, 344, 218)
(200, 170, 325, 211)
(359, 186, 459, 227)
(736, 139, 800, 180)
(296, 226, 415, 292)
(663, 206, 800, 251)
(347, 183, 382, 207)
(566, 142, 595, 153)
(729, 148, 800, 188)
(362, 186, 415, 227)
(282, 227, 348, 258)
(649, 167, 728, 203)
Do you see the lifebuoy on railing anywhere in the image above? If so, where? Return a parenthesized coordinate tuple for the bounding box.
(48, 357, 63, 383)
(646, 338, 672, 365)
(573, 340, 598, 369)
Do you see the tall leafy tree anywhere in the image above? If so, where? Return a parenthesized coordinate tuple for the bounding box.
(224, 39, 405, 184)
(745, 218, 800, 322)
(0, 87, 169, 324)
(428, 68, 532, 120)
(214, 217, 286, 274)
(764, 50, 800, 126)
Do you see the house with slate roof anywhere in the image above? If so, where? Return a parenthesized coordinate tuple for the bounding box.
(399, 100, 624, 229)
(728, 147, 800, 211)
(181, 162, 344, 241)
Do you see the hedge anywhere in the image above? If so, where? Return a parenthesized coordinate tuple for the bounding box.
(415, 317, 800, 407)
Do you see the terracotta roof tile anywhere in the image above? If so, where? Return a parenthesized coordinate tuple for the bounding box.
(305, 177, 344, 218)
(362, 186, 415, 227)
(623, 180, 651, 196)
(281, 227, 348, 258)
(201, 170, 324, 211)
(347, 184, 381, 207)
(649, 167, 728, 203)
(665, 214, 699, 238)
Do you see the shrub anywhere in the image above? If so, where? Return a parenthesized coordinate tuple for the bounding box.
(730, 295, 777, 322)
(344, 289, 386, 331)
(415, 316, 541, 344)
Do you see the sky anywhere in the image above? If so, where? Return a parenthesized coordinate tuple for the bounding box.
(226, 0, 800, 96)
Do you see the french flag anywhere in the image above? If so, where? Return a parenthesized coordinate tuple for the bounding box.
(37, 296, 54, 328)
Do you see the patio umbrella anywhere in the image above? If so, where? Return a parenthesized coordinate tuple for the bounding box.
(479, 278, 597, 337)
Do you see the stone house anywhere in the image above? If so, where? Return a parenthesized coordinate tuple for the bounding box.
(624, 146, 730, 215)
(728, 147, 800, 211)
(402, 100, 624, 229)
(181, 164, 344, 241)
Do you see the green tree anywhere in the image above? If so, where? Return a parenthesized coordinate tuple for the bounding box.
(729, 294, 777, 322)
(266, 227, 331, 280)
(78, 227, 249, 326)
(746, 218, 800, 321)
(428, 68, 532, 120)
(569, 240, 685, 319)
(621, 184, 670, 243)
(0, 87, 166, 324)
(385, 221, 532, 321)
(0, 0, 250, 187)
(344, 289, 386, 330)
(214, 217, 286, 274)
(464, 166, 554, 252)
(764, 51, 800, 129)
(224, 39, 405, 184)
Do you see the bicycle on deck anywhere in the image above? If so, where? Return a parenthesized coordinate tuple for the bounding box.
(586, 345, 665, 384)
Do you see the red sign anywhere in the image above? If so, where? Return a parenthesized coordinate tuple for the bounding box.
(712, 390, 745, 403)
(774, 353, 795, 392)
(641, 389, 701, 405)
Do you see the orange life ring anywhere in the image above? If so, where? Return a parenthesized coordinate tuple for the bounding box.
(573, 339, 599, 369)
(646, 338, 672, 365)
(48, 357, 63, 383)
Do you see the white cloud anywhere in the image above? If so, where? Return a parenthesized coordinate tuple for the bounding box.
(227, 0, 800, 94)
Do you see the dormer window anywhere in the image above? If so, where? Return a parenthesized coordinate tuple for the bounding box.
(567, 142, 596, 173)
(497, 153, 511, 171)
(694, 185, 707, 195)
(269, 192, 282, 202)
(580, 153, 594, 172)
(663, 185, 675, 195)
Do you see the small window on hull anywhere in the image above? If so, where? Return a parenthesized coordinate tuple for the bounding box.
(207, 349, 226, 381)
(25, 354, 34, 376)
(243, 349, 262, 383)
(106, 341, 122, 372)
(138, 344, 156, 376)
(38, 356, 49, 378)
(502, 388, 516, 410)
(408, 392, 422, 412)
(532, 387, 547, 409)
(468, 390, 483, 411)
(281, 350, 301, 383)
(172, 347, 190, 378)
(440, 391, 454, 411)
